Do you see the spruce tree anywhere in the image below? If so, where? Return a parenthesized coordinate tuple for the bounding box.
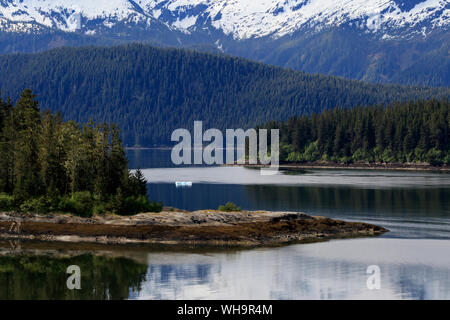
(13, 89, 43, 201)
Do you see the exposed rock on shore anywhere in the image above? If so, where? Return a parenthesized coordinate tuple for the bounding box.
(0, 209, 387, 246)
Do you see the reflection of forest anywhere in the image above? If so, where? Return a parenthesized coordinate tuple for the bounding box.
(0, 255, 147, 299)
(244, 185, 450, 217)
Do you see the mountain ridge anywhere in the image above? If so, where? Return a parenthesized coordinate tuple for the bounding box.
(0, 0, 448, 39)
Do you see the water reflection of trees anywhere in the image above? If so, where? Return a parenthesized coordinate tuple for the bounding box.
(0, 255, 147, 299)
(244, 185, 450, 217)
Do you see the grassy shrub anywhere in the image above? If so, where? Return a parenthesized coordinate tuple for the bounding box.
(218, 202, 242, 212)
(91, 195, 163, 216)
(120, 196, 163, 216)
(1, 189, 162, 217)
(92, 202, 113, 216)
(426, 148, 444, 166)
(147, 200, 163, 213)
(19, 196, 52, 214)
(444, 153, 450, 165)
(0, 194, 15, 211)
(58, 191, 94, 217)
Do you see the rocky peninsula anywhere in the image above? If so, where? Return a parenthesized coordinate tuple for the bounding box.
(0, 208, 387, 246)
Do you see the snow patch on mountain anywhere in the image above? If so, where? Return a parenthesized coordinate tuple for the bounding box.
(0, 0, 448, 38)
(0, 0, 149, 32)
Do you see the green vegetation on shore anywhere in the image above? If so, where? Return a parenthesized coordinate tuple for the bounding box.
(0, 90, 162, 216)
(261, 99, 449, 165)
(218, 202, 242, 212)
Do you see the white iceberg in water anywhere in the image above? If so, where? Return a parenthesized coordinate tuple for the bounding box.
(175, 181, 193, 187)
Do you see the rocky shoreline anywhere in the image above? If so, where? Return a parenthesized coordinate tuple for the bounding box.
(0, 209, 387, 246)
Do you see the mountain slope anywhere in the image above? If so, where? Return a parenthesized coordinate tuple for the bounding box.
(0, 44, 448, 146)
(0, 1, 448, 86)
(0, 0, 448, 38)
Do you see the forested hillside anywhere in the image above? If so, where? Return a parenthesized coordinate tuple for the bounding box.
(264, 99, 450, 165)
(0, 44, 448, 146)
(241, 30, 450, 87)
(1, 30, 448, 87)
(1, 1, 449, 86)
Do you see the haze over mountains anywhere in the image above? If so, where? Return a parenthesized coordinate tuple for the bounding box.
(0, 0, 449, 86)
(0, 44, 448, 146)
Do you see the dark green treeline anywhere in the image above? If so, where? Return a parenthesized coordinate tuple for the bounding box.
(0, 44, 448, 146)
(0, 89, 161, 216)
(264, 99, 449, 164)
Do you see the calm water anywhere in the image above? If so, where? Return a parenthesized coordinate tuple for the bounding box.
(0, 149, 449, 299)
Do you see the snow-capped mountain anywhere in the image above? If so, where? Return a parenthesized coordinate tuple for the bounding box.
(0, 0, 448, 38)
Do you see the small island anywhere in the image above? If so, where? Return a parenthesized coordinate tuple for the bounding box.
(0, 208, 387, 246)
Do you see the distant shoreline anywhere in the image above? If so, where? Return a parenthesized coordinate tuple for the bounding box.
(0, 210, 387, 247)
(125, 146, 172, 150)
(124, 148, 449, 172)
(228, 162, 450, 172)
(125, 147, 244, 150)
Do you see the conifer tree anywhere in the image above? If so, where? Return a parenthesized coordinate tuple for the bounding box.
(13, 89, 43, 201)
(109, 124, 129, 195)
(0, 97, 13, 192)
